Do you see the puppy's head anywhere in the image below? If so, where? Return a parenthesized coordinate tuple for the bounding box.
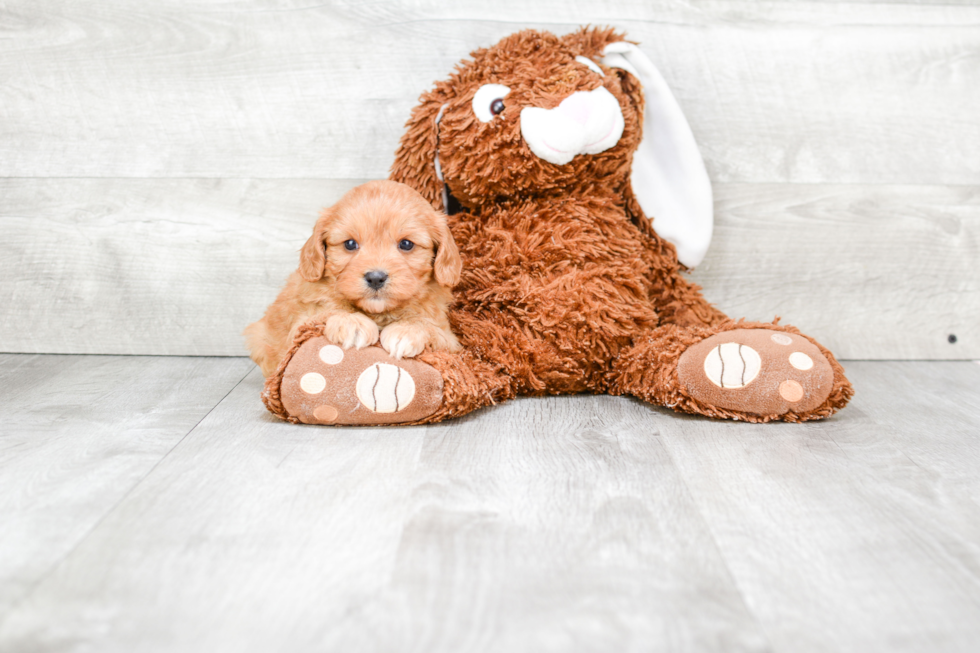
(299, 180, 461, 314)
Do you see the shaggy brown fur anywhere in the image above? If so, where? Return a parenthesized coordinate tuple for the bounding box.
(264, 27, 853, 424)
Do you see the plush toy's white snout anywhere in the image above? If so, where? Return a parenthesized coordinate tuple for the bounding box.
(520, 87, 625, 166)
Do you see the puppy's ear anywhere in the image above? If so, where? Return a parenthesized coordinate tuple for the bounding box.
(298, 208, 335, 282)
(431, 212, 462, 288)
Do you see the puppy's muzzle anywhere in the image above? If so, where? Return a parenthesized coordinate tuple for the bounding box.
(364, 270, 388, 290)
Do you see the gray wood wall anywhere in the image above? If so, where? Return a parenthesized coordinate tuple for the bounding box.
(2, 0, 977, 360)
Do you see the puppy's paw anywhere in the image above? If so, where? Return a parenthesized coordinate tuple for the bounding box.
(380, 323, 431, 359)
(323, 313, 379, 349)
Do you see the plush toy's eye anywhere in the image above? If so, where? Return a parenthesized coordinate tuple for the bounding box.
(343, 239, 358, 251)
(575, 55, 605, 77)
(472, 83, 511, 123)
(398, 239, 415, 252)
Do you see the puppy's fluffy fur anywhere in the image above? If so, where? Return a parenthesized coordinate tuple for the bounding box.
(245, 180, 462, 377)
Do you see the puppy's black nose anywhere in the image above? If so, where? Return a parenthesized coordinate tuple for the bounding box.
(364, 270, 388, 290)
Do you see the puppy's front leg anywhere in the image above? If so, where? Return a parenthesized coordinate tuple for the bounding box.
(380, 320, 460, 359)
(321, 312, 380, 349)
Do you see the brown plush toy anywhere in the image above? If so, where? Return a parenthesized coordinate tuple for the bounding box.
(263, 27, 853, 425)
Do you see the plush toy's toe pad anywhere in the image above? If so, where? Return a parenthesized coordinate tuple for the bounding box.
(280, 339, 443, 425)
(677, 329, 834, 417)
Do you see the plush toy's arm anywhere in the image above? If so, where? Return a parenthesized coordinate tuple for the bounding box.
(623, 182, 728, 329)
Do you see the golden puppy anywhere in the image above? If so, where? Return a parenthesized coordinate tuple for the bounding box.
(245, 180, 462, 377)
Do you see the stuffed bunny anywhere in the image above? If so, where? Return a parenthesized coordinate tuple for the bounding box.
(262, 27, 853, 425)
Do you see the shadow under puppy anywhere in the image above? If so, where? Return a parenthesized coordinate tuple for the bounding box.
(245, 180, 462, 377)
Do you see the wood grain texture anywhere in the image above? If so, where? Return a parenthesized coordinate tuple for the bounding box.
(0, 354, 252, 618)
(1, 1, 978, 183)
(2, 356, 980, 651)
(1, 178, 976, 358)
(0, 366, 770, 653)
(1, 1, 977, 359)
(0, 178, 357, 356)
(689, 184, 980, 360)
(658, 360, 980, 653)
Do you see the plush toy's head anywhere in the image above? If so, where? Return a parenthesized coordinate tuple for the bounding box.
(391, 28, 637, 210)
(390, 26, 715, 268)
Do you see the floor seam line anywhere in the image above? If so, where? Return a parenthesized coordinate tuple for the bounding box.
(657, 425, 779, 653)
(0, 364, 255, 630)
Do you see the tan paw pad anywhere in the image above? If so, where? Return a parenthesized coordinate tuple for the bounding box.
(778, 380, 804, 402)
(300, 373, 326, 394)
(356, 363, 416, 413)
(313, 405, 339, 423)
(770, 333, 793, 346)
(319, 345, 344, 365)
(789, 352, 813, 370)
(703, 343, 761, 388)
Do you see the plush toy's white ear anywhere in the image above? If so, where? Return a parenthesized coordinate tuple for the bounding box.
(601, 42, 713, 268)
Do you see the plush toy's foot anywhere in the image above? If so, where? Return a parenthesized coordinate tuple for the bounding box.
(262, 320, 520, 426)
(271, 337, 444, 425)
(612, 322, 853, 422)
(676, 328, 835, 418)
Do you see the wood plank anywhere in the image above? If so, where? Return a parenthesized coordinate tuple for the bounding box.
(0, 1, 977, 183)
(0, 178, 358, 356)
(0, 369, 769, 652)
(1, 178, 976, 359)
(0, 354, 253, 618)
(689, 184, 980, 360)
(657, 360, 980, 653)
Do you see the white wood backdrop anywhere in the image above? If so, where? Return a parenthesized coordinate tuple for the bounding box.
(1, 0, 977, 359)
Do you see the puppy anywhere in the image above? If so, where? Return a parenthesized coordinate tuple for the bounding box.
(245, 180, 462, 377)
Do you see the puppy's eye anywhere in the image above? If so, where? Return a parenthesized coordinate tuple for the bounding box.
(472, 83, 511, 123)
(398, 239, 415, 252)
(343, 239, 358, 251)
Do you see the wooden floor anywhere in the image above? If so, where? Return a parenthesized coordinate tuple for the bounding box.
(0, 355, 978, 652)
